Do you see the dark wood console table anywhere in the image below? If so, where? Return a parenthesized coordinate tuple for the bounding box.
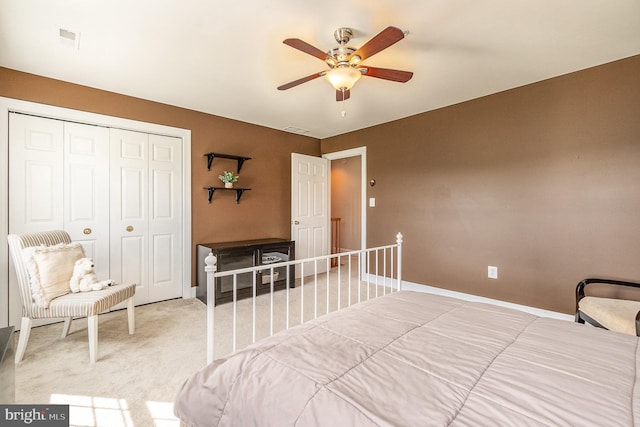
(196, 238, 295, 305)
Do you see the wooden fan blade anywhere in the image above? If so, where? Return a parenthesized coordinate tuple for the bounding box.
(283, 38, 330, 61)
(351, 26, 405, 62)
(336, 89, 351, 102)
(277, 72, 324, 90)
(360, 66, 413, 83)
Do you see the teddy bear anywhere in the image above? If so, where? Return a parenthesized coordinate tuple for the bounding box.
(69, 257, 114, 292)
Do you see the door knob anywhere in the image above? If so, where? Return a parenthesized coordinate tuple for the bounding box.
(292, 220, 300, 225)
(126, 225, 134, 232)
(83, 228, 92, 235)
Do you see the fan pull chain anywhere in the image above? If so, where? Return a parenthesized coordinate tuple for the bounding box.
(340, 89, 348, 117)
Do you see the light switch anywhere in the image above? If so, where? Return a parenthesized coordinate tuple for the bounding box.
(369, 197, 376, 207)
(488, 266, 498, 279)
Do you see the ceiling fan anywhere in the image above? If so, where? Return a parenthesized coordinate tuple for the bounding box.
(277, 26, 413, 102)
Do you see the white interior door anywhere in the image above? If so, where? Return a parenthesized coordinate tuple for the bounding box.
(9, 114, 64, 233)
(2, 98, 193, 328)
(64, 122, 110, 280)
(8, 115, 111, 326)
(8, 113, 64, 326)
(291, 153, 330, 275)
(110, 129, 183, 305)
(148, 134, 182, 301)
(110, 128, 149, 305)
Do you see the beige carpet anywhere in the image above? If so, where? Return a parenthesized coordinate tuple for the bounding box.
(15, 260, 388, 426)
(15, 298, 208, 427)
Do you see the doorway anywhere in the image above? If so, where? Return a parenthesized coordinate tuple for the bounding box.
(323, 147, 367, 252)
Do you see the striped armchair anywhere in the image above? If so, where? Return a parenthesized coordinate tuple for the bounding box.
(7, 230, 136, 363)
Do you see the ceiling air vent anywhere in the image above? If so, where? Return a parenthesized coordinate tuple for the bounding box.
(58, 27, 81, 50)
(283, 126, 310, 135)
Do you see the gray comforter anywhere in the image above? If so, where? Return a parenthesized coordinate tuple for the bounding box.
(174, 291, 640, 426)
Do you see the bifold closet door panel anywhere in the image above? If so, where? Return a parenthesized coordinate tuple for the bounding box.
(148, 134, 183, 302)
(64, 122, 110, 281)
(8, 114, 110, 326)
(109, 129, 183, 305)
(110, 128, 149, 305)
(8, 114, 64, 326)
(8, 114, 64, 234)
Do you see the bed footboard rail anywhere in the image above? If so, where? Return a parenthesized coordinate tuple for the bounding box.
(204, 232, 403, 363)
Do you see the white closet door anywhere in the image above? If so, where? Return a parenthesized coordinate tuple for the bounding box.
(8, 115, 110, 325)
(110, 128, 149, 305)
(8, 114, 64, 326)
(64, 122, 110, 280)
(110, 129, 183, 305)
(8, 114, 184, 322)
(9, 114, 64, 233)
(148, 134, 182, 301)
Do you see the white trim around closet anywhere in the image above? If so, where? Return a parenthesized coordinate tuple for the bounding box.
(0, 97, 193, 327)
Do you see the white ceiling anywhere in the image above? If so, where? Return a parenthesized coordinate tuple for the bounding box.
(1, 1, 639, 139)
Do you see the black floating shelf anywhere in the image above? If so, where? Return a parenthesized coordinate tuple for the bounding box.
(204, 152, 251, 173)
(204, 187, 251, 204)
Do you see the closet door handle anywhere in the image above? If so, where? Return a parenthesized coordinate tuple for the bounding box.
(126, 225, 134, 232)
(83, 228, 92, 235)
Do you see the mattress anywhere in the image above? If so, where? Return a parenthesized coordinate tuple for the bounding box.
(174, 291, 640, 426)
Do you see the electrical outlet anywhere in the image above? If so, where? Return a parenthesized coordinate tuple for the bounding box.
(488, 266, 498, 279)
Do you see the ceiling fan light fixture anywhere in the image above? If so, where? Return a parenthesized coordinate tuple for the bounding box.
(278, 26, 411, 100)
(325, 66, 362, 91)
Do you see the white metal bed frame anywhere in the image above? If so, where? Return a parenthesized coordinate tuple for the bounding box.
(204, 233, 403, 363)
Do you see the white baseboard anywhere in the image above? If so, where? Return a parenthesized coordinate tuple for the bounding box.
(364, 274, 574, 321)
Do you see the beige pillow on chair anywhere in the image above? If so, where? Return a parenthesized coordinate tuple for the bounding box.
(22, 242, 85, 308)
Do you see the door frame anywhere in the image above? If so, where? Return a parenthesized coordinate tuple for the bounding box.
(322, 147, 367, 251)
(0, 97, 193, 327)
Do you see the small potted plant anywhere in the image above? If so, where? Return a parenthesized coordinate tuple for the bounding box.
(218, 171, 239, 188)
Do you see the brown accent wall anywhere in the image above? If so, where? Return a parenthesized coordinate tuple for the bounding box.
(0, 67, 321, 283)
(4, 54, 639, 314)
(322, 55, 640, 314)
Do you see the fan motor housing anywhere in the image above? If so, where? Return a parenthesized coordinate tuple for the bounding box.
(326, 46, 356, 65)
(334, 27, 354, 45)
